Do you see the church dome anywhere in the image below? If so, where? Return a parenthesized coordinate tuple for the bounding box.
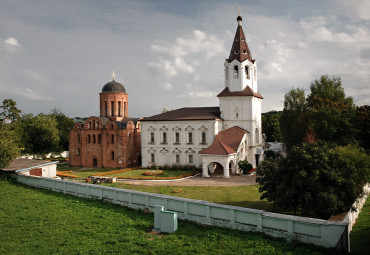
(101, 80, 126, 93)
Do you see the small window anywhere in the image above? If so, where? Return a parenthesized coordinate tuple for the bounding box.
(77, 134, 81, 143)
(93, 135, 96, 144)
(243, 50, 247, 54)
(111, 151, 115, 160)
(176, 154, 180, 164)
(234, 50, 239, 54)
(189, 154, 193, 164)
(88, 135, 91, 143)
(98, 134, 101, 144)
(151, 153, 155, 163)
(188, 132, 193, 144)
(150, 132, 155, 143)
(175, 132, 180, 143)
(255, 128, 259, 143)
(97, 122, 100, 129)
(241, 38, 245, 41)
(235, 38, 239, 41)
(77, 148, 80, 156)
(111, 134, 114, 144)
(118, 101, 122, 117)
(236, 112, 239, 118)
(111, 101, 114, 116)
(162, 132, 167, 144)
(88, 122, 91, 129)
(110, 124, 114, 129)
(233, 66, 239, 79)
(201, 132, 206, 144)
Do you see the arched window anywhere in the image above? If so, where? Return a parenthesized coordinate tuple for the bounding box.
(93, 135, 96, 144)
(233, 66, 239, 79)
(118, 101, 122, 117)
(98, 134, 101, 143)
(111, 151, 115, 160)
(93, 120, 95, 129)
(111, 101, 114, 116)
(77, 148, 80, 156)
(77, 134, 81, 143)
(96, 122, 99, 129)
(88, 135, 91, 143)
(104, 101, 107, 116)
(245, 66, 250, 79)
(111, 134, 114, 144)
(88, 122, 91, 129)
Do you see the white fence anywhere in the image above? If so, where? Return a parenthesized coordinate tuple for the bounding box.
(17, 175, 349, 252)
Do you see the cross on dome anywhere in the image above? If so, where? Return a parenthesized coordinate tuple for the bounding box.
(111, 70, 116, 80)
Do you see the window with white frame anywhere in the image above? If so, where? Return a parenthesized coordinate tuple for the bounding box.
(151, 153, 155, 163)
(245, 66, 250, 79)
(188, 132, 193, 144)
(175, 154, 180, 164)
(201, 132, 206, 144)
(162, 132, 167, 144)
(150, 132, 155, 143)
(233, 66, 239, 79)
(175, 132, 180, 144)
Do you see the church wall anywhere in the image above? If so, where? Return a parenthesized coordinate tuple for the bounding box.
(69, 121, 141, 169)
(141, 120, 219, 168)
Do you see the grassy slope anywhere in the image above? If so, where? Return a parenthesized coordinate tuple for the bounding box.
(350, 197, 370, 254)
(0, 176, 328, 255)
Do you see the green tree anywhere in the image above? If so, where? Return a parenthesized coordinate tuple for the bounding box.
(262, 111, 282, 142)
(257, 142, 369, 219)
(280, 88, 308, 150)
(0, 99, 21, 123)
(256, 159, 280, 211)
(355, 105, 370, 152)
(0, 127, 21, 168)
(307, 74, 353, 107)
(21, 114, 60, 154)
(50, 114, 74, 152)
(238, 160, 253, 174)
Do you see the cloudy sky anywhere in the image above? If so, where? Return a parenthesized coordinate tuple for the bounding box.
(1, 0, 369, 118)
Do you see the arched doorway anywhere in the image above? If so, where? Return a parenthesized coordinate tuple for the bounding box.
(93, 158, 97, 168)
(207, 162, 223, 176)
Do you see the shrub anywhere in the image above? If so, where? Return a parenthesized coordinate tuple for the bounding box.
(238, 160, 253, 174)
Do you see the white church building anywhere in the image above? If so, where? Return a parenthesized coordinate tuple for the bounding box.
(141, 13, 264, 178)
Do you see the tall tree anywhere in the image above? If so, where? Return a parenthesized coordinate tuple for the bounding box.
(50, 114, 75, 152)
(262, 111, 282, 142)
(21, 114, 60, 154)
(0, 127, 21, 168)
(355, 105, 370, 152)
(307, 74, 353, 107)
(0, 99, 21, 123)
(280, 88, 308, 150)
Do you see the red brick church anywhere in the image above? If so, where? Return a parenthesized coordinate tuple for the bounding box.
(69, 72, 141, 168)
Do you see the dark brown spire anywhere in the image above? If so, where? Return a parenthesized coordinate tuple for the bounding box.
(227, 15, 254, 63)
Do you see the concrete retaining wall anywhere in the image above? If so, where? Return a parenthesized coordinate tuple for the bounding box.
(17, 175, 348, 251)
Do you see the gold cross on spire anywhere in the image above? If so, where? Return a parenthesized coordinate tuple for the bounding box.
(111, 70, 116, 80)
(238, 5, 241, 16)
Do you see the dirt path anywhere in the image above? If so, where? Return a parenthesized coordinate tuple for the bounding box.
(118, 174, 257, 186)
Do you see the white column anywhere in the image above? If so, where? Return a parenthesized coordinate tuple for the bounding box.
(202, 161, 209, 177)
(223, 165, 230, 178)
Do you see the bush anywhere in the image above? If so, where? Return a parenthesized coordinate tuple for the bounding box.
(238, 160, 253, 174)
(265, 150, 276, 160)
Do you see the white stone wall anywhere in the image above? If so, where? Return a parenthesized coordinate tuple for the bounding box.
(42, 164, 57, 178)
(141, 120, 221, 168)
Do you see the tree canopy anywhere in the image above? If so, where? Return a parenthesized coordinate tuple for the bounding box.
(0, 99, 21, 123)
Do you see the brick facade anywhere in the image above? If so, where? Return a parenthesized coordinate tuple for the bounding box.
(69, 79, 141, 168)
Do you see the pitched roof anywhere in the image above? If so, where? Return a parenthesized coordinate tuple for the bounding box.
(141, 107, 221, 121)
(199, 126, 249, 155)
(1, 158, 57, 171)
(227, 15, 254, 63)
(217, 86, 263, 99)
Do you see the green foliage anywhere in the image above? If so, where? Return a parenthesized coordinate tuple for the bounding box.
(265, 150, 276, 160)
(0, 178, 329, 254)
(256, 159, 280, 211)
(262, 111, 282, 142)
(238, 160, 253, 174)
(257, 142, 369, 219)
(280, 88, 308, 150)
(0, 128, 21, 168)
(355, 105, 370, 152)
(21, 113, 60, 154)
(50, 113, 74, 152)
(0, 98, 21, 122)
(307, 74, 353, 107)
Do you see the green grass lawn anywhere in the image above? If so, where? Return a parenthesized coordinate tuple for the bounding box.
(0, 175, 329, 255)
(350, 196, 370, 254)
(106, 184, 280, 212)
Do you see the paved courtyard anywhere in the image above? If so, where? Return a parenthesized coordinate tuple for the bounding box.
(118, 174, 257, 186)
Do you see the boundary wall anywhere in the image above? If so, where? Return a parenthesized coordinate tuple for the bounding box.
(17, 175, 349, 251)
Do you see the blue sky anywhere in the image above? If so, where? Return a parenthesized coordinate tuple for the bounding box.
(1, 0, 369, 118)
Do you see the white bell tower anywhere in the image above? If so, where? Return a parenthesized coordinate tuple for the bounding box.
(218, 11, 263, 153)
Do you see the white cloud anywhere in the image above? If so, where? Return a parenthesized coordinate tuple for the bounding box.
(4, 37, 20, 47)
(161, 82, 173, 90)
(182, 91, 215, 98)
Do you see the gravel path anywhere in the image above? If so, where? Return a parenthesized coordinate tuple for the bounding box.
(118, 174, 257, 186)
